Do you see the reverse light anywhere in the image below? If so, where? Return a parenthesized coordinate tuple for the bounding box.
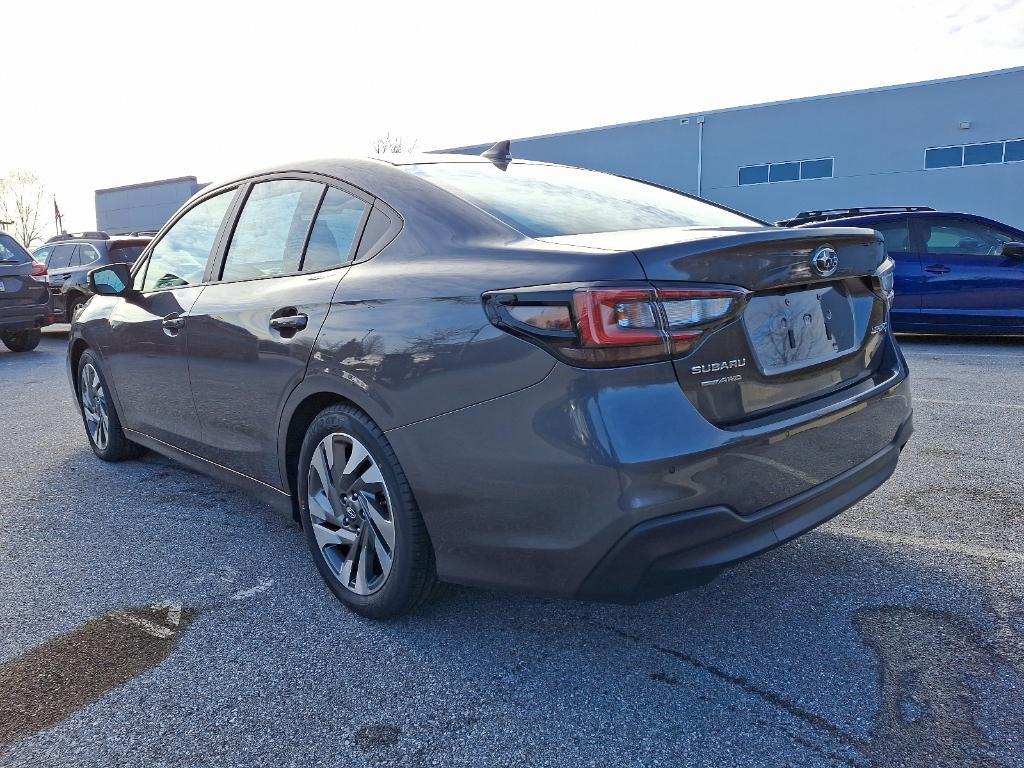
(485, 283, 747, 367)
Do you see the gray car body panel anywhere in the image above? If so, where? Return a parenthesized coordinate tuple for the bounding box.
(67, 156, 912, 602)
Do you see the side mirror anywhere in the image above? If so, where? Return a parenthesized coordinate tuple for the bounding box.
(1000, 242, 1024, 259)
(88, 262, 133, 296)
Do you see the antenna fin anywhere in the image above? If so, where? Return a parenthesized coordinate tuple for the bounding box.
(480, 140, 512, 167)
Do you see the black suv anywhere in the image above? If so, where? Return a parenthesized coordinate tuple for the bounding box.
(34, 232, 151, 321)
(0, 230, 51, 352)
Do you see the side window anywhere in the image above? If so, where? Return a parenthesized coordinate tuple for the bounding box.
(32, 246, 53, 265)
(303, 187, 369, 272)
(47, 244, 77, 270)
(874, 220, 911, 254)
(77, 244, 100, 267)
(221, 180, 323, 282)
(142, 191, 235, 292)
(921, 220, 1014, 257)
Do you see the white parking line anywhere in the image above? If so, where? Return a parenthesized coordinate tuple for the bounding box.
(829, 526, 1024, 565)
(230, 579, 275, 601)
(903, 352, 1024, 359)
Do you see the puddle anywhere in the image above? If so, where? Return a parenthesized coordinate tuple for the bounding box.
(0, 604, 192, 750)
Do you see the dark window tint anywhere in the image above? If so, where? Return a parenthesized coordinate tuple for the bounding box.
(768, 162, 800, 182)
(0, 234, 31, 263)
(355, 206, 394, 260)
(800, 158, 833, 179)
(1005, 140, 1024, 162)
(142, 190, 234, 291)
(925, 146, 963, 169)
(964, 142, 1004, 165)
(921, 220, 1014, 257)
(874, 221, 911, 253)
(302, 187, 368, 272)
(222, 180, 323, 282)
(407, 162, 757, 238)
(109, 244, 146, 263)
(738, 165, 769, 185)
(47, 244, 77, 269)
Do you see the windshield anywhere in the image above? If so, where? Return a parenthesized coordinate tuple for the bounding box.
(405, 162, 759, 237)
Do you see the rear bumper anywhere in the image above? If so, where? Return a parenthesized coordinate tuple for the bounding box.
(577, 413, 912, 603)
(0, 302, 52, 331)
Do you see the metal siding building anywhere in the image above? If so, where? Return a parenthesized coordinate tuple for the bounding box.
(95, 176, 205, 234)
(442, 67, 1024, 229)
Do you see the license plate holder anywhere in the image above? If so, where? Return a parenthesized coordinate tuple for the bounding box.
(742, 286, 855, 375)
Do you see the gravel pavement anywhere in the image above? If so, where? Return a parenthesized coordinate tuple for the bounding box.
(1, 330, 1021, 767)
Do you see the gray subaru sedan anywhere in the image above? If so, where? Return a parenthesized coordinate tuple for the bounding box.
(69, 147, 912, 618)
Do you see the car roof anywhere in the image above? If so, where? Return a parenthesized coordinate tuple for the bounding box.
(802, 210, 1024, 233)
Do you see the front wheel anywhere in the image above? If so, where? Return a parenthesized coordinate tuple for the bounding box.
(0, 328, 41, 352)
(77, 350, 146, 461)
(297, 405, 439, 619)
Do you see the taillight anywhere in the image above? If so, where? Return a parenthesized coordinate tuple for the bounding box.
(31, 261, 47, 278)
(871, 257, 895, 309)
(484, 283, 747, 367)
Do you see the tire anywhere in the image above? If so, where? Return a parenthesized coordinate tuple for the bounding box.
(77, 350, 147, 462)
(297, 404, 439, 619)
(0, 328, 41, 352)
(68, 295, 88, 321)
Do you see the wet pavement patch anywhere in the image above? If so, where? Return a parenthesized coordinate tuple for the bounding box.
(0, 604, 192, 750)
(354, 723, 401, 752)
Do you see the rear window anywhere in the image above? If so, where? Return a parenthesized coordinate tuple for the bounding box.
(0, 234, 31, 264)
(405, 162, 758, 237)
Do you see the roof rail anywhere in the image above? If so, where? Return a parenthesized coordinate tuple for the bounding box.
(776, 206, 935, 227)
(45, 230, 111, 243)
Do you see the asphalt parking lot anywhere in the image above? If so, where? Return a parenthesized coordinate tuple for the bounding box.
(0, 330, 1021, 768)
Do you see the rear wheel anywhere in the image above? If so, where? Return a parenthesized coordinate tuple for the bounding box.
(297, 405, 439, 619)
(77, 350, 146, 461)
(0, 328, 41, 352)
(68, 295, 88, 321)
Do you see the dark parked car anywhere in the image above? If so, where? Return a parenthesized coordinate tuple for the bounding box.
(0, 230, 51, 352)
(69, 151, 912, 618)
(34, 232, 151, 321)
(780, 207, 1024, 334)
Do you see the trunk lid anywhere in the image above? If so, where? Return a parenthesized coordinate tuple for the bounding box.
(542, 225, 890, 425)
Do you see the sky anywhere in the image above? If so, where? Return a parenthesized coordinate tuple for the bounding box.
(2, 0, 1022, 237)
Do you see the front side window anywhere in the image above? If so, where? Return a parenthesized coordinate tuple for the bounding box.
(221, 180, 323, 282)
(874, 220, 911, 253)
(407, 162, 758, 238)
(921, 220, 1014, 257)
(302, 187, 368, 272)
(142, 190, 234, 292)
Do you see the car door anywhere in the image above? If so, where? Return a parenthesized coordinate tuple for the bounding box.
(186, 177, 370, 486)
(103, 188, 239, 452)
(871, 217, 921, 329)
(45, 244, 78, 317)
(912, 217, 1024, 328)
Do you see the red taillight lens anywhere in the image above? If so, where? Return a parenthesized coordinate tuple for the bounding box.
(485, 283, 747, 367)
(31, 262, 47, 278)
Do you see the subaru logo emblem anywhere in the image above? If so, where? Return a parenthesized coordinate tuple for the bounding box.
(811, 246, 839, 277)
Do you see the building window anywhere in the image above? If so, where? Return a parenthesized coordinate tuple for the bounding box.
(738, 157, 833, 185)
(925, 139, 1024, 169)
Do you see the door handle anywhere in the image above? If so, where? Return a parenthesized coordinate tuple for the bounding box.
(58, 273, 71, 279)
(270, 313, 308, 331)
(924, 264, 951, 274)
(162, 314, 186, 332)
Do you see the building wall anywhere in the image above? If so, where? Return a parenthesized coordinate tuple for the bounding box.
(95, 177, 204, 234)
(445, 68, 1024, 229)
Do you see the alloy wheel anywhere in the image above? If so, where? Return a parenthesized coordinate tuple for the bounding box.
(306, 432, 396, 595)
(80, 362, 110, 450)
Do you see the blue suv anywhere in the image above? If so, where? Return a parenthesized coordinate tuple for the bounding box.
(780, 207, 1024, 334)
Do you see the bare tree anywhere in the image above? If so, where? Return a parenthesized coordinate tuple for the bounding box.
(372, 133, 418, 154)
(0, 171, 48, 249)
